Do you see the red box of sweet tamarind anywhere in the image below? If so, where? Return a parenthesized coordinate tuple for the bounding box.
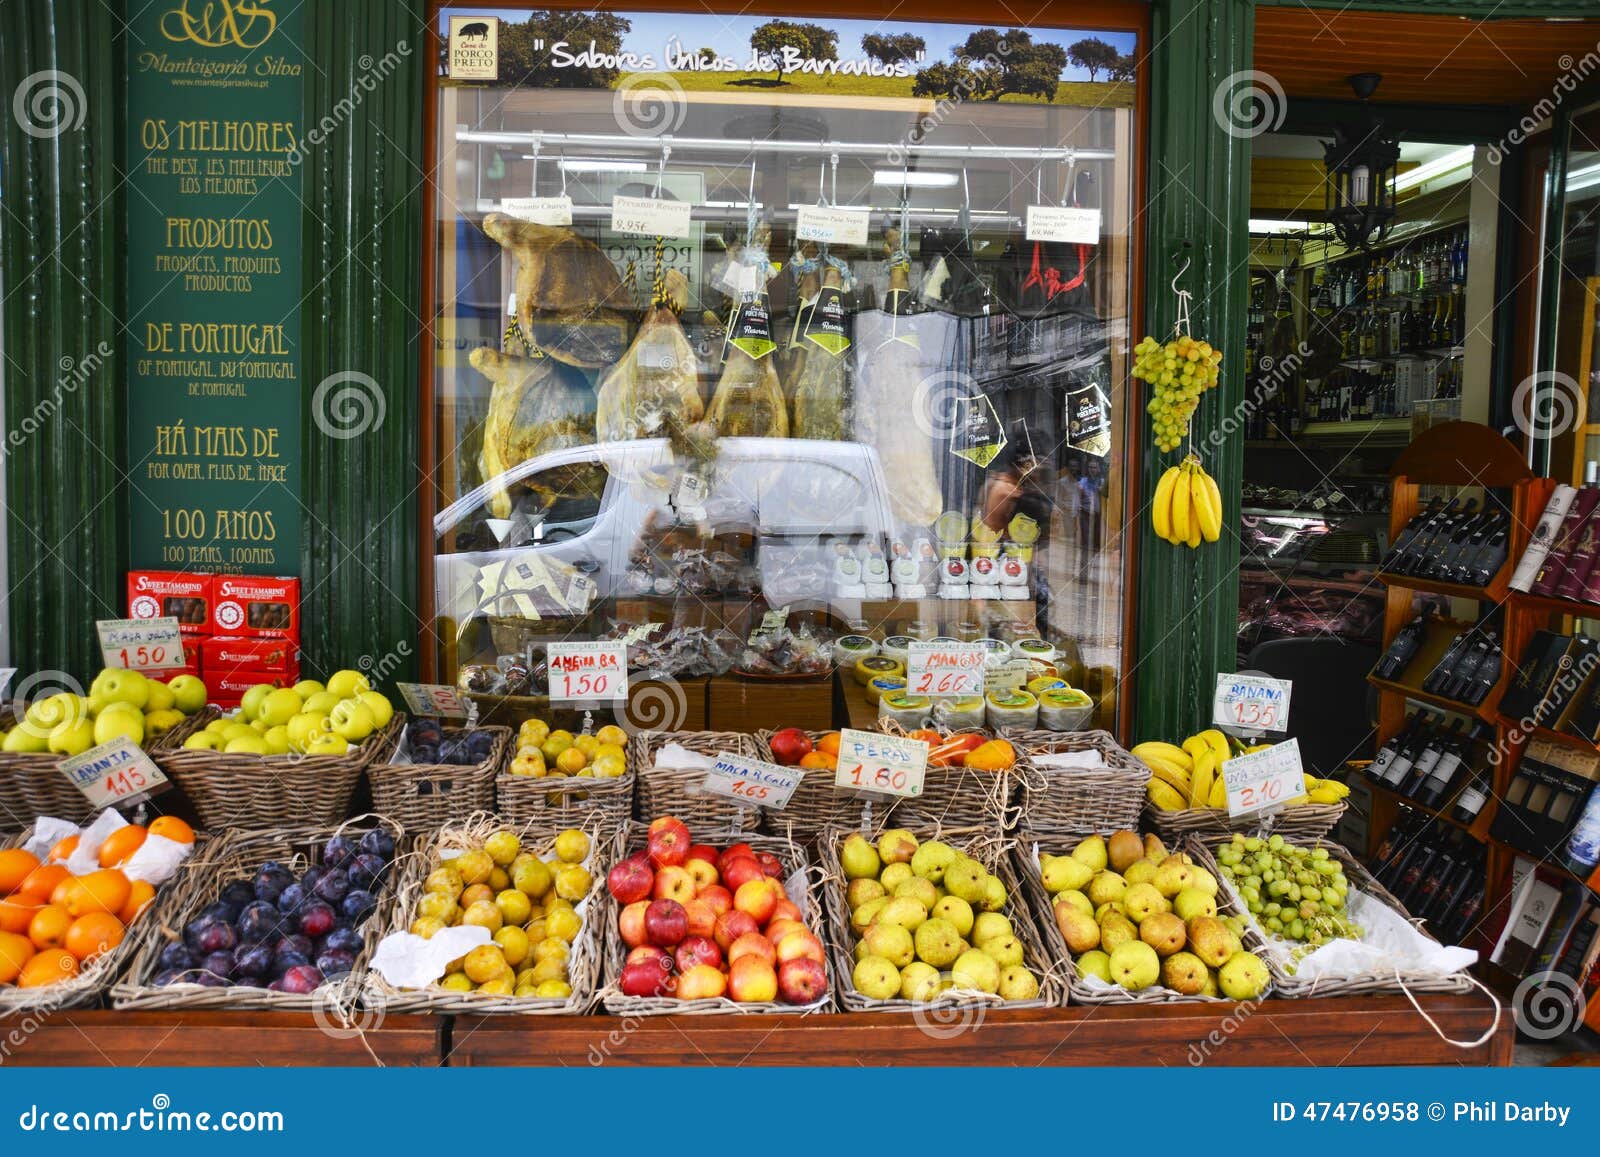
(126, 570, 214, 634)
(209, 575, 300, 640)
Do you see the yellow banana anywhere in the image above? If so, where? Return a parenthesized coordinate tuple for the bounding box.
(1308, 786, 1344, 805)
(1151, 465, 1181, 542)
(1198, 729, 1232, 765)
(1149, 761, 1193, 796)
(1186, 510, 1202, 549)
(1207, 773, 1229, 809)
(1181, 735, 1211, 763)
(1188, 749, 1216, 809)
(1131, 741, 1192, 770)
(1146, 779, 1187, 810)
(1192, 464, 1221, 542)
(1170, 461, 1192, 544)
(1202, 468, 1224, 539)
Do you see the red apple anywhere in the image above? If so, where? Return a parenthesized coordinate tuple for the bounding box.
(685, 844, 719, 865)
(777, 957, 827, 1005)
(652, 865, 696, 905)
(718, 843, 756, 877)
(618, 900, 650, 948)
(620, 957, 673, 997)
(676, 963, 728, 1001)
(647, 818, 691, 868)
(722, 856, 766, 895)
(774, 928, 826, 965)
(697, 884, 733, 916)
(734, 877, 780, 925)
(626, 945, 672, 970)
(683, 898, 718, 940)
(756, 851, 784, 879)
(769, 898, 803, 925)
(764, 918, 806, 945)
(728, 931, 777, 966)
(675, 935, 722, 972)
(714, 909, 759, 951)
(728, 955, 779, 1002)
(644, 898, 688, 947)
(607, 855, 654, 904)
(685, 858, 719, 892)
(767, 727, 813, 766)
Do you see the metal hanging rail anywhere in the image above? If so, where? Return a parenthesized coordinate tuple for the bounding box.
(456, 128, 1116, 163)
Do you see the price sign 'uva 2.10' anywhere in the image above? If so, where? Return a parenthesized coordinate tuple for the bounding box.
(835, 728, 928, 799)
(1222, 738, 1307, 818)
(125, 3, 305, 574)
(546, 642, 629, 702)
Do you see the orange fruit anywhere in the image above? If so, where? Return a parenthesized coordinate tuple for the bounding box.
(797, 751, 830, 769)
(50, 875, 83, 909)
(815, 732, 841, 756)
(0, 930, 33, 983)
(48, 835, 80, 862)
(65, 870, 130, 919)
(0, 848, 41, 894)
(98, 826, 148, 868)
(120, 880, 156, 925)
(64, 913, 124, 962)
(0, 898, 41, 935)
(27, 904, 72, 951)
(148, 816, 194, 845)
(17, 948, 77, 988)
(17, 863, 69, 902)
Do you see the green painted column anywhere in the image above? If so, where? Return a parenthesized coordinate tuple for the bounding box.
(0, 1, 126, 684)
(1133, 0, 1255, 741)
(297, 0, 426, 690)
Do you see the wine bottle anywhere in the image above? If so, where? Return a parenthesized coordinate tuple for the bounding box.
(1381, 714, 1437, 789)
(1368, 713, 1424, 783)
(1531, 465, 1600, 596)
(1462, 639, 1502, 706)
(1403, 499, 1478, 576)
(1383, 498, 1446, 571)
(1399, 718, 1462, 798)
(1416, 721, 1486, 809)
(1402, 831, 1462, 912)
(1421, 631, 1472, 695)
(1375, 609, 1434, 680)
(1450, 769, 1491, 825)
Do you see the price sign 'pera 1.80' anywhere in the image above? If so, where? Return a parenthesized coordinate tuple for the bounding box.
(835, 728, 928, 799)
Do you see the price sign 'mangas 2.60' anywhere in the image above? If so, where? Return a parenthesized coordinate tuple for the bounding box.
(835, 728, 927, 799)
(547, 642, 629, 702)
(905, 641, 986, 698)
(1222, 738, 1307, 817)
(702, 752, 800, 810)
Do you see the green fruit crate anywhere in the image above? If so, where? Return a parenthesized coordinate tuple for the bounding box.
(820, 823, 1062, 1015)
(1185, 836, 1476, 1000)
(1013, 830, 1273, 1006)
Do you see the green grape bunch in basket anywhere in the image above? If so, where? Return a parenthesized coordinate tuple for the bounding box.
(1134, 334, 1223, 454)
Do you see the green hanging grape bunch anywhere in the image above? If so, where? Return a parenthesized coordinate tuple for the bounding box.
(1133, 333, 1223, 454)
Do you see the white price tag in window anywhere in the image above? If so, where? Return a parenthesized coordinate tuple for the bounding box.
(702, 751, 800, 810)
(610, 194, 692, 239)
(395, 683, 470, 720)
(97, 617, 187, 671)
(905, 641, 986, 698)
(501, 195, 573, 226)
(835, 728, 927, 799)
(547, 642, 629, 701)
(1024, 205, 1102, 244)
(58, 738, 170, 810)
(1222, 738, 1307, 817)
(0, 668, 14, 699)
(673, 471, 708, 509)
(795, 205, 870, 246)
(1212, 673, 1292, 734)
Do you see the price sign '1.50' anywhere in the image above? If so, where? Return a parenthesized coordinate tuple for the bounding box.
(97, 617, 187, 672)
(547, 642, 629, 702)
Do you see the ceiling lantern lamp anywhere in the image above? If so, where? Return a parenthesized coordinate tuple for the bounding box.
(1323, 72, 1400, 250)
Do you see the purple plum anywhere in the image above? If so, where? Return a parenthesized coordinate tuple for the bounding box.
(202, 950, 235, 980)
(315, 949, 355, 978)
(311, 868, 350, 905)
(159, 943, 196, 971)
(341, 889, 376, 923)
(279, 964, 325, 994)
(232, 942, 273, 979)
(237, 901, 284, 943)
(358, 829, 396, 861)
(322, 836, 357, 869)
(299, 900, 337, 939)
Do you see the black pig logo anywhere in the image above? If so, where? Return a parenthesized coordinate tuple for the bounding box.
(459, 21, 489, 42)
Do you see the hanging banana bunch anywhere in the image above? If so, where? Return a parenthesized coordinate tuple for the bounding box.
(1151, 453, 1223, 549)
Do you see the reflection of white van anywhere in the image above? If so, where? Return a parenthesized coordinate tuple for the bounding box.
(432, 438, 900, 626)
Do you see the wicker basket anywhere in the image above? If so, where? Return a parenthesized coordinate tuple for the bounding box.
(1185, 835, 1474, 999)
(752, 729, 872, 838)
(598, 823, 832, 1016)
(819, 822, 1062, 1014)
(366, 726, 509, 832)
(0, 707, 210, 830)
(1005, 730, 1147, 836)
(631, 731, 761, 832)
(1012, 830, 1270, 1005)
(873, 720, 1014, 832)
(154, 714, 405, 830)
(112, 815, 404, 1016)
(364, 813, 612, 1015)
(0, 823, 215, 1013)
(1146, 800, 1348, 843)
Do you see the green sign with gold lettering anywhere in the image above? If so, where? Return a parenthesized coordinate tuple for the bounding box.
(126, 0, 303, 574)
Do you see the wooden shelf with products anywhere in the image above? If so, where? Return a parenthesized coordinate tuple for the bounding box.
(1298, 418, 1413, 442)
(1368, 673, 1501, 726)
(1366, 778, 1496, 843)
(1374, 569, 1510, 605)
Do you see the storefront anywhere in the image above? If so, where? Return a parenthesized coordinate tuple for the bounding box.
(1, 0, 1599, 1067)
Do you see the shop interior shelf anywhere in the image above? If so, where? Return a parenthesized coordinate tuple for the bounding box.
(1367, 674, 1498, 724)
(1491, 715, 1599, 754)
(1487, 835, 1600, 897)
(1365, 778, 1493, 841)
(1300, 418, 1413, 441)
(1507, 589, 1600, 619)
(1374, 569, 1507, 603)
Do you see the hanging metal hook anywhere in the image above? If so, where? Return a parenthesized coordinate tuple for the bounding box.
(654, 140, 671, 199)
(529, 133, 541, 196)
(829, 151, 839, 207)
(1061, 148, 1077, 207)
(1171, 254, 1192, 296)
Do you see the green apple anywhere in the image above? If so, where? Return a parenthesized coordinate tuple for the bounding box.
(950, 948, 1001, 994)
(167, 674, 208, 714)
(250, 718, 271, 734)
(222, 723, 258, 743)
(305, 732, 350, 756)
(204, 718, 232, 736)
(358, 691, 394, 729)
(325, 669, 371, 700)
(1108, 940, 1160, 990)
(224, 734, 270, 755)
(93, 709, 144, 746)
(239, 683, 274, 721)
(25, 693, 83, 733)
(183, 732, 221, 751)
(258, 687, 304, 727)
(143, 708, 185, 736)
(301, 690, 341, 716)
(97, 669, 150, 710)
(144, 680, 177, 712)
(262, 725, 292, 755)
(286, 712, 329, 752)
(2, 727, 49, 753)
(292, 679, 326, 699)
(49, 719, 96, 755)
(329, 699, 376, 742)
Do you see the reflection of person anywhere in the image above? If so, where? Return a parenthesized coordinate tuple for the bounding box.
(1077, 457, 1104, 579)
(980, 452, 1056, 618)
